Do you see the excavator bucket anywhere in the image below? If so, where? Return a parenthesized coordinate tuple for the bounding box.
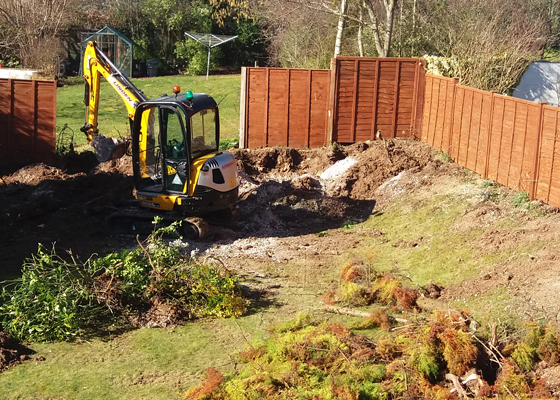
(91, 135, 128, 163)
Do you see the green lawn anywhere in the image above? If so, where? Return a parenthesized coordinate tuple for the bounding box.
(56, 75, 241, 150)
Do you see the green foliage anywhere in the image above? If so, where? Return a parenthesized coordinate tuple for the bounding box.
(410, 345, 439, 380)
(482, 188, 502, 202)
(0, 57, 20, 68)
(0, 245, 106, 342)
(438, 150, 453, 163)
(0, 222, 248, 342)
(219, 136, 239, 150)
(511, 191, 530, 208)
(175, 39, 222, 76)
(495, 362, 531, 396)
(185, 319, 387, 399)
(537, 324, 560, 364)
(273, 312, 317, 333)
(512, 342, 537, 372)
(481, 179, 497, 188)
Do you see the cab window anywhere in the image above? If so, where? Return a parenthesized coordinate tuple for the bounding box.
(190, 108, 217, 156)
(162, 108, 185, 160)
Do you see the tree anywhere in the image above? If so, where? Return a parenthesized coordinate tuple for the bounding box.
(0, 0, 78, 69)
(420, 0, 547, 93)
(361, 0, 396, 57)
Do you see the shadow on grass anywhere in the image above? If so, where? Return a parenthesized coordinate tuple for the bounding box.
(240, 285, 284, 316)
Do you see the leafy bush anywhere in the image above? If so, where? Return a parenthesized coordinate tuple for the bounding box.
(0, 246, 106, 342)
(0, 223, 248, 342)
(219, 137, 239, 150)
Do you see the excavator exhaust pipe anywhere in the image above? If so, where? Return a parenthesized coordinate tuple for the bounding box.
(91, 135, 128, 162)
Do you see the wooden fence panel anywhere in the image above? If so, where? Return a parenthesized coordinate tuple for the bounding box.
(309, 70, 330, 147)
(242, 67, 330, 148)
(421, 75, 456, 153)
(423, 73, 548, 203)
(0, 78, 56, 164)
(331, 57, 425, 143)
(267, 69, 289, 147)
(535, 106, 560, 206)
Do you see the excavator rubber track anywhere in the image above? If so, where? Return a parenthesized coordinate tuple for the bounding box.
(109, 208, 210, 240)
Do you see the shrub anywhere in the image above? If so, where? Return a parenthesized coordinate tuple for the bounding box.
(410, 345, 440, 380)
(0, 223, 248, 342)
(0, 245, 107, 342)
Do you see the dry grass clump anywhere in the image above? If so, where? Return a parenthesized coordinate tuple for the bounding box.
(328, 261, 420, 313)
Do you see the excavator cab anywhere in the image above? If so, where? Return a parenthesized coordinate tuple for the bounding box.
(131, 93, 238, 215)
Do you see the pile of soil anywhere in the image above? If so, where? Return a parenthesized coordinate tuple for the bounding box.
(0, 332, 34, 371)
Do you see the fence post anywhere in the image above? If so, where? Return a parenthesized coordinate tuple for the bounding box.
(530, 102, 547, 200)
(263, 68, 270, 147)
(446, 78, 459, 157)
(483, 92, 495, 179)
(239, 67, 247, 148)
(327, 58, 337, 145)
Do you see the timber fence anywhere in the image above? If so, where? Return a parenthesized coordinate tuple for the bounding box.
(0, 78, 57, 165)
(239, 57, 425, 148)
(421, 74, 560, 209)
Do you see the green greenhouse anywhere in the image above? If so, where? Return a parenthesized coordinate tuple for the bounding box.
(80, 25, 133, 77)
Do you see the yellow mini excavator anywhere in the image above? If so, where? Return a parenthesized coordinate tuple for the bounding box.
(81, 41, 239, 238)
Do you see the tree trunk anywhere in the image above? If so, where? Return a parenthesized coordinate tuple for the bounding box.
(382, 0, 396, 57)
(358, 2, 364, 57)
(334, 0, 347, 58)
(364, 0, 396, 57)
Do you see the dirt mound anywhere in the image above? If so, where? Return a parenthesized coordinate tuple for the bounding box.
(0, 158, 134, 278)
(235, 139, 437, 200)
(0, 332, 34, 371)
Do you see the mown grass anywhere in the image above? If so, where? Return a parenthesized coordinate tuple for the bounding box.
(56, 75, 241, 151)
(357, 193, 482, 286)
(0, 324, 224, 399)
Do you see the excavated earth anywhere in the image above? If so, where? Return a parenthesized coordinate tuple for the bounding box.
(2, 139, 560, 386)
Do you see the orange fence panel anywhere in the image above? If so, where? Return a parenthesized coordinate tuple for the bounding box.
(0, 78, 56, 165)
(331, 57, 425, 143)
(240, 67, 330, 148)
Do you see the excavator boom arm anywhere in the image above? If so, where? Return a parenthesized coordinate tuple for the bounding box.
(82, 41, 148, 143)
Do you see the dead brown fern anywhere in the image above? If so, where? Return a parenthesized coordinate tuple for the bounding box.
(183, 367, 224, 400)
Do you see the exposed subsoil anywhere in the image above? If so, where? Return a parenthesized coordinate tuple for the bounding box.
(0, 332, 36, 371)
(2, 138, 560, 388)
